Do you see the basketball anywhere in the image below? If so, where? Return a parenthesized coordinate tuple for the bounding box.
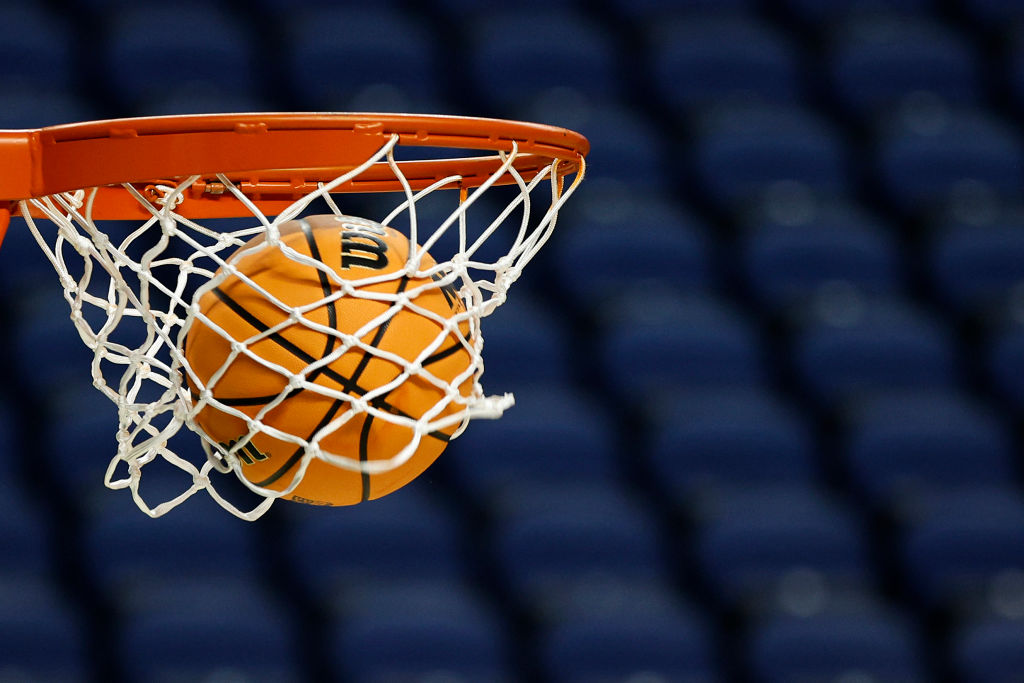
(183, 214, 474, 506)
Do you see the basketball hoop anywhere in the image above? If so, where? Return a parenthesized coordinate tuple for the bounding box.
(0, 113, 587, 519)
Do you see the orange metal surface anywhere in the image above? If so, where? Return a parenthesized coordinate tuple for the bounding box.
(0, 112, 587, 206)
(0, 113, 587, 249)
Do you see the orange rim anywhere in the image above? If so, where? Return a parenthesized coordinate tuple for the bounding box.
(0, 112, 588, 224)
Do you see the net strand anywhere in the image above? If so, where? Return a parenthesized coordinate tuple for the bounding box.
(23, 135, 585, 520)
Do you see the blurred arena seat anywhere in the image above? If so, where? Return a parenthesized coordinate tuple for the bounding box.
(0, 577, 88, 682)
(0, 5, 74, 95)
(842, 390, 1015, 509)
(648, 14, 802, 114)
(286, 486, 465, 602)
(327, 579, 511, 683)
(953, 617, 1024, 683)
(283, 7, 442, 112)
(986, 312, 1024, 409)
(470, 294, 574, 394)
(597, 290, 765, 400)
(116, 579, 300, 682)
(489, 483, 668, 612)
(0, 484, 53, 582)
(446, 385, 620, 495)
(540, 608, 718, 683)
(648, 387, 818, 500)
(553, 200, 714, 309)
(828, 14, 980, 116)
(790, 294, 956, 405)
(81, 477, 263, 602)
(929, 212, 1024, 313)
(900, 487, 1024, 610)
(748, 611, 926, 683)
(466, 9, 620, 112)
(874, 105, 1024, 213)
(693, 103, 849, 207)
(740, 197, 902, 310)
(780, 0, 936, 26)
(694, 486, 873, 609)
(102, 3, 258, 114)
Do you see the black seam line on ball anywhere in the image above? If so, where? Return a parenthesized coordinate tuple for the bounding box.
(221, 265, 448, 490)
(299, 218, 340, 385)
(251, 276, 409, 492)
(206, 286, 451, 443)
(349, 275, 409, 501)
(359, 410, 375, 502)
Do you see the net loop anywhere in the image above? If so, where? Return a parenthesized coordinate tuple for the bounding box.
(23, 128, 585, 519)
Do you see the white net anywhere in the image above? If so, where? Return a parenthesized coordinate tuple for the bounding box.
(19, 133, 584, 519)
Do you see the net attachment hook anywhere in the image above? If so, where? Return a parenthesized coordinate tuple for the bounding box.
(142, 182, 186, 209)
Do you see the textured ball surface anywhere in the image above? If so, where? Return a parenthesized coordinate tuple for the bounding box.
(184, 214, 473, 505)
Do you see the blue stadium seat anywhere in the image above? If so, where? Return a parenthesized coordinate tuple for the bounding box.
(953, 617, 1024, 683)
(528, 572, 693, 626)
(791, 295, 956, 405)
(44, 384, 120, 500)
(72, 0, 237, 11)
(987, 316, 1024, 409)
(749, 611, 925, 683)
(901, 487, 1024, 608)
(0, 6, 73, 92)
(103, 4, 258, 112)
(930, 218, 1024, 312)
(433, 0, 576, 14)
(328, 579, 511, 683)
(648, 15, 802, 113)
(552, 199, 713, 308)
(541, 609, 717, 683)
(11, 296, 94, 401)
(0, 484, 52, 581)
(1009, 27, 1024, 112)
(445, 385, 619, 493)
(521, 98, 668, 189)
(0, 216, 65, 296)
(286, 486, 465, 601)
(117, 578, 299, 682)
(875, 107, 1024, 213)
(741, 200, 902, 310)
(843, 390, 1014, 508)
(693, 104, 849, 207)
(649, 388, 817, 499)
(0, 401, 17, 480)
(0, 577, 88, 682)
(284, 7, 442, 112)
(782, 0, 937, 25)
(597, 291, 764, 400)
(137, 90, 274, 117)
(252, 0, 405, 15)
(829, 15, 980, 115)
(474, 294, 573, 395)
(490, 482, 668, 612)
(0, 91, 94, 129)
(82, 477, 261, 600)
(466, 9, 620, 111)
(577, 103, 667, 189)
(695, 486, 872, 608)
(606, 0, 755, 19)
(962, 0, 1024, 26)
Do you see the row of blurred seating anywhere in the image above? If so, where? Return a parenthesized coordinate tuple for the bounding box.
(5, 2, 1024, 119)
(5, 472, 1024, 681)
(2, 0, 1024, 681)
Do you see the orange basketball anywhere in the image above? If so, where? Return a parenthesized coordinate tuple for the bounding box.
(184, 214, 473, 506)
